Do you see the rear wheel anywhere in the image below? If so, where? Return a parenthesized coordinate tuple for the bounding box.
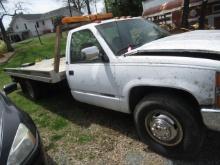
(19, 80, 41, 100)
(134, 93, 205, 159)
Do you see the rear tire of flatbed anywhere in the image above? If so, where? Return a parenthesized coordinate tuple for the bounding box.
(19, 80, 41, 100)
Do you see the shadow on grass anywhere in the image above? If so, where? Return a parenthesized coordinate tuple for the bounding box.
(35, 89, 138, 140)
(17, 86, 220, 165)
(45, 153, 58, 165)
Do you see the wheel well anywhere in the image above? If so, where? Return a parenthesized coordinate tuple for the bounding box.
(129, 86, 200, 113)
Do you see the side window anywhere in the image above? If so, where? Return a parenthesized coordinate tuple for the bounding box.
(70, 30, 105, 63)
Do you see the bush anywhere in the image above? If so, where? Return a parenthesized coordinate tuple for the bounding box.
(0, 40, 7, 54)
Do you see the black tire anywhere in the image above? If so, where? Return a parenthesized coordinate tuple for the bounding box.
(18, 81, 27, 94)
(19, 80, 41, 100)
(134, 93, 206, 159)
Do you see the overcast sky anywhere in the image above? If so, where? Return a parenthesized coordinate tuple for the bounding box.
(2, 0, 104, 28)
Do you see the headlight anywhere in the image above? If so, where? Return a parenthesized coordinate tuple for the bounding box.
(7, 123, 36, 165)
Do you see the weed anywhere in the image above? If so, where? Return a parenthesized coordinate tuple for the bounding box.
(50, 117, 68, 130)
(50, 134, 63, 142)
(77, 134, 94, 144)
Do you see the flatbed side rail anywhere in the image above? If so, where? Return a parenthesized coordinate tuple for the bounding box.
(4, 68, 66, 83)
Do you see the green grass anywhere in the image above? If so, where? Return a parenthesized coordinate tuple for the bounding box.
(50, 134, 63, 142)
(77, 134, 94, 144)
(0, 32, 69, 141)
(0, 32, 66, 88)
(0, 33, 99, 162)
(0, 33, 68, 131)
(1, 33, 67, 68)
(50, 117, 68, 130)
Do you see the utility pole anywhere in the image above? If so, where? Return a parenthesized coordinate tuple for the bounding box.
(85, 0, 91, 14)
(199, 0, 208, 29)
(182, 0, 190, 28)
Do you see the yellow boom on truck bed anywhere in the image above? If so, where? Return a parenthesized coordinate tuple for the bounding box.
(62, 13, 113, 24)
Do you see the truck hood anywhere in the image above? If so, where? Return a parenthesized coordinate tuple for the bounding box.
(128, 30, 220, 55)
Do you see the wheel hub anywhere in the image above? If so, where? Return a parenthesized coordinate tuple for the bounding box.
(150, 115, 177, 141)
(145, 112, 183, 146)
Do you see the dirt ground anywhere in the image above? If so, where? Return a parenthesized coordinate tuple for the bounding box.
(33, 90, 220, 165)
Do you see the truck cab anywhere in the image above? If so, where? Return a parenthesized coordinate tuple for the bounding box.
(66, 17, 220, 159)
(66, 17, 169, 112)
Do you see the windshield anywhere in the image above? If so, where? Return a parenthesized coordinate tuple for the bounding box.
(96, 18, 169, 55)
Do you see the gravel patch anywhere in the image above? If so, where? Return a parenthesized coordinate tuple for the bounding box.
(32, 92, 220, 165)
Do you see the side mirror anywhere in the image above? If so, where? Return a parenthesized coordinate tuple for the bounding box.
(81, 46, 100, 61)
(3, 83, 17, 95)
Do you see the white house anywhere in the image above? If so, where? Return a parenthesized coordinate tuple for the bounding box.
(9, 6, 82, 42)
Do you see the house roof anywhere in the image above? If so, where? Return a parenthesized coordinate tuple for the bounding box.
(40, 6, 82, 20)
(20, 14, 42, 20)
(9, 6, 82, 28)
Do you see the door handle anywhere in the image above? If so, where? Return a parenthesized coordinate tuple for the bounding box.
(69, 70, 74, 76)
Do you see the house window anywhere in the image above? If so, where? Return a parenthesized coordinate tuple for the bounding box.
(36, 21, 39, 28)
(42, 20, 45, 25)
(213, 4, 220, 13)
(24, 23, 27, 30)
(16, 25, 19, 29)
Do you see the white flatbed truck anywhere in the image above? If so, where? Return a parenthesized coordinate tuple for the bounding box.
(4, 14, 220, 159)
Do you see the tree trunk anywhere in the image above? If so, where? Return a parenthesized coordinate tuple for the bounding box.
(104, 0, 108, 13)
(68, 0, 73, 16)
(0, 18, 14, 52)
(199, 0, 207, 29)
(85, 0, 91, 14)
(182, 0, 190, 28)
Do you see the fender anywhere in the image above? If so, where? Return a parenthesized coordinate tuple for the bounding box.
(119, 68, 216, 113)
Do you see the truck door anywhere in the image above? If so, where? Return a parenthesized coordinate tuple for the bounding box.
(66, 29, 120, 111)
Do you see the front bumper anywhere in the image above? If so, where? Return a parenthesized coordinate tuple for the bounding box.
(201, 108, 220, 131)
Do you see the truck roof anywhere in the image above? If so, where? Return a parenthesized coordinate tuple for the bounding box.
(71, 17, 142, 31)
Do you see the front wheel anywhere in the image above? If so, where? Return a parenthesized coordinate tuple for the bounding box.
(134, 94, 206, 159)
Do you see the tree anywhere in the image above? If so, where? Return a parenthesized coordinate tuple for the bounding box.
(64, 0, 92, 14)
(104, 0, 109, 12)
(104, 0, 142, 17)
(85, 0, 91, 14)
(181, 0, 190, 28)
(0, 1, 24, 52)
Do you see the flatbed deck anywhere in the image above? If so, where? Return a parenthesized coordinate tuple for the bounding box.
(4, 57, 66, 83)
